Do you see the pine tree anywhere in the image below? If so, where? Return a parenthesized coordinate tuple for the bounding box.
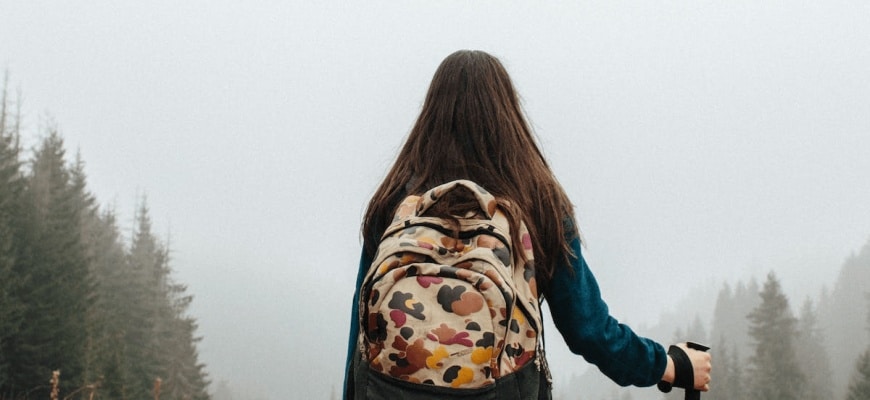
(157, 241, 210, 400)
(844, 295, 870, 400)
(160, 313, 210, 400)
(68, 151, 108, 391)
(81, 207, 132, 398)
(710, 280, 759, 362)
(127, 202, 209, 399)
(707, 279, 762, 400)
(736, 279, 761, 357)
(7, 129, 93, 396)
(821, 240, 870, 400)
(124, 201, 169, 398)
(846, 349, 870, 400)
(706, 337, 744, 400)
(0, 70, 26, 395)
(746, 272, 804, 400)
(710, 283, 733, 334)
(793, 298, 833, 400)
(725, 341, 745, 400)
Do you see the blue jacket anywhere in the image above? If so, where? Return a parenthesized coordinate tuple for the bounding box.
(344, 233, 667, 397)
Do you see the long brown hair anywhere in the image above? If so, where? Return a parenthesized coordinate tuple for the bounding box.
(362, 50, 577, 289)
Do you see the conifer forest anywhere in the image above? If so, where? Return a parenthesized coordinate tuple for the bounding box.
(0, 80, 209, 398)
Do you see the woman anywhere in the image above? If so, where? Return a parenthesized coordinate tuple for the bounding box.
(345, 50, 711, 399)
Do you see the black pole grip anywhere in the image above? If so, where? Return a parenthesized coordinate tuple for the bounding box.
(684, 342, 710, 400)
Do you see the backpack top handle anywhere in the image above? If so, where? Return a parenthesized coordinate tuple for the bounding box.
(415, 180, 498, 219)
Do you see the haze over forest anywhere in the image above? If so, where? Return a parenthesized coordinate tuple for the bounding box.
(2, 2, 870, 400)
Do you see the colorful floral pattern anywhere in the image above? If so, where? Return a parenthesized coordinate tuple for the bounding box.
(360, 180, 542, 388)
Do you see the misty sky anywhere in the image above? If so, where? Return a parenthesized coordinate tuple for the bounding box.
(2, 2, 869, 399)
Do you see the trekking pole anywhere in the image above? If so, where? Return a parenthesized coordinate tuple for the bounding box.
(684, 342, 710, 400)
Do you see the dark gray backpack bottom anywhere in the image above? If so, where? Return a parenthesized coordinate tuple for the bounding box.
(352, 355, 552, 400)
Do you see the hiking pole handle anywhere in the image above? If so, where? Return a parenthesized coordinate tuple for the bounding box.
(684, 342, 710, 400)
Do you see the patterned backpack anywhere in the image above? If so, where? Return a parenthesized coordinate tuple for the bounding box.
(356, 180, 548, 397)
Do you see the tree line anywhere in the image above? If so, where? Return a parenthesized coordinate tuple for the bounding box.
(0, 76, 209, 399)
(665, 243, 870, 400)
(561, 240, 870, 400)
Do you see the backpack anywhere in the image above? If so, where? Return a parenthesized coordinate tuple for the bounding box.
(355, 180, 550, 399)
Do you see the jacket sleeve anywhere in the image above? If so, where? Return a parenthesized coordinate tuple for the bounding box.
(343, 250, 371, 400)
(544, 234, 668, 387)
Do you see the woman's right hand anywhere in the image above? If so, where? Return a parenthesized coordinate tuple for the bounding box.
(662, 343, 713, 391)
(676, 342, 712, 391)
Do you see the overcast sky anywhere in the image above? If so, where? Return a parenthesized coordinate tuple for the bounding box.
(2, 2, 869, 399)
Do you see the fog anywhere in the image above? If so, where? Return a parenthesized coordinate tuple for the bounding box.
(2, 2, 869, 399)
